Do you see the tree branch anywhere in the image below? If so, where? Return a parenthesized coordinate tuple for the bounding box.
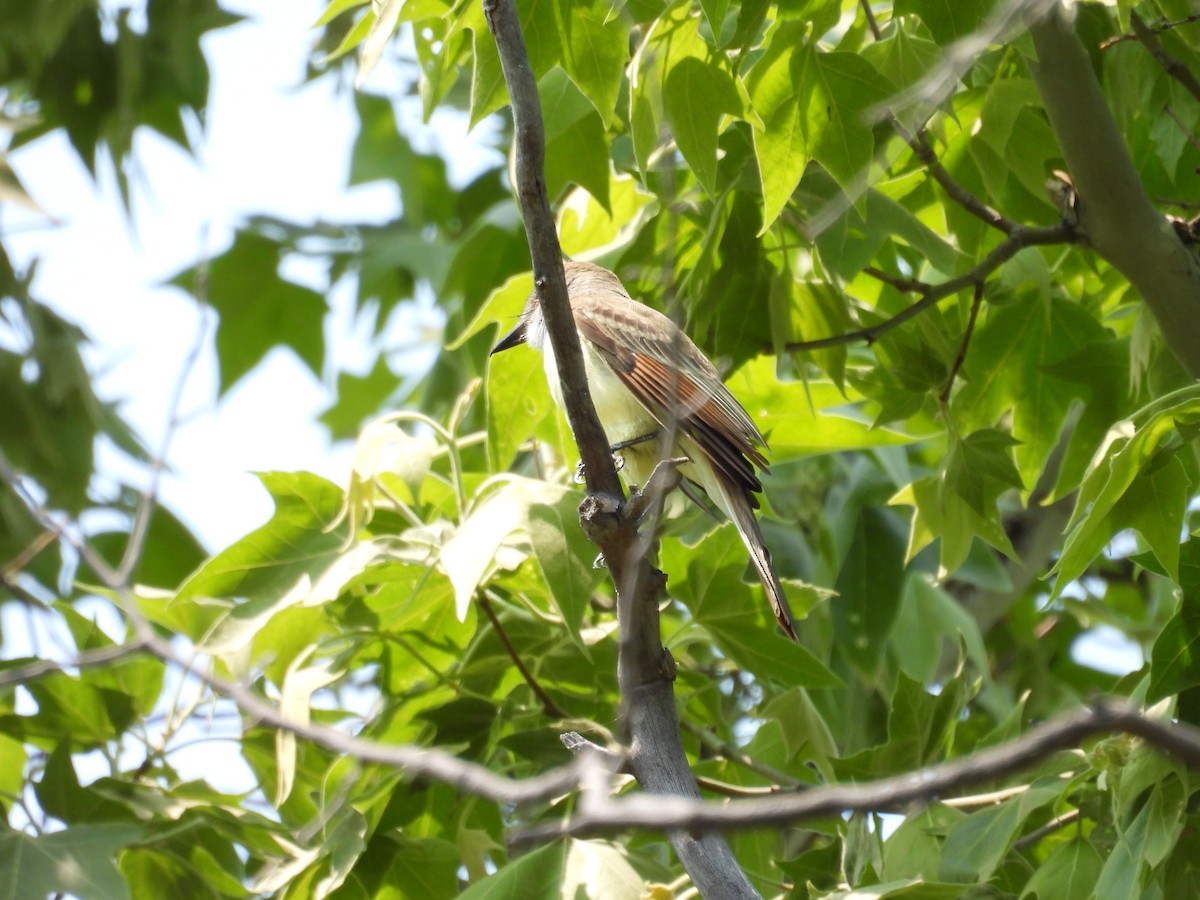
(1027, 7, 1200, 378)
(0, 639, 151, 688)
(481, 0, 619, 503)
(940, 280, 985, 404)
(5, 455, 1200, 860)
(896, 120, 1019, 235)
(483, 2, 759, 895)
(1129, 11, 1200, 105)
(513, 700, 1200, 841)
(479, 592, 569, 719)
(783, 223, 1074, 353)
(1100, 13, 1200, 49)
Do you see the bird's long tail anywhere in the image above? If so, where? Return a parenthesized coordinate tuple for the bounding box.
(713, 476, 798, 642)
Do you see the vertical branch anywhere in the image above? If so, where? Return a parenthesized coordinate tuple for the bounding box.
(939, 280, 985, 406)
(481, 0, 620, 501)
(482, 1, 762, 895)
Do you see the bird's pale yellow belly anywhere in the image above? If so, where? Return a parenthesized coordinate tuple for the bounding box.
(542, 336, 705, 491)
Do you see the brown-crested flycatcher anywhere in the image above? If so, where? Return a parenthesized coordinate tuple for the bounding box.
(491, 261, 797, 641)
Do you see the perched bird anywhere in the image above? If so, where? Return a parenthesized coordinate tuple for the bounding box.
(490, 261, 796, 641)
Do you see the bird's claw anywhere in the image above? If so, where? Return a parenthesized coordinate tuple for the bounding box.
(574, 454, 625, 484)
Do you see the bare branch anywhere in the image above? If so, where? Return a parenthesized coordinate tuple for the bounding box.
(940, 280, 985, 405)
(513, 700, 1200, 841)
(481, 0, 620, 503)
(1012, 808, 1083, 850)
(860, 0, 882, 41)
(5, 454, 1200, 854)
(479, 592, 569, 719)
(783, 223, 1074, 353)
(1100, 13, 1200, 49)
(487, 4, 762, 894)
(0, 639, 150, 688)
(681, 720, 804, 789)
(895, 120, 1019, 235)
(1129, 11, 1200, 105)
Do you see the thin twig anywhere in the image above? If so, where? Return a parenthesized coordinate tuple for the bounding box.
(0, 572, 49, 609)
(512, 700, 1200, 842)
(1130, 11, 1200, 105)
(0, 639, 151, 688)
(1, 527, 61, 580)
(1013, 808, 1083, 850)
(1163, 103, 1200, 152)
(895, 120, 1019, 235)
(696, 776, 790, 798)
(681, 720, 804, 789)
(479, 592, 569, 719)
(860, 0, 882, 40)
(117, 252, 211, 584)
(1100, 13, 1200, 49)
(621, 457, 688, 524)
(939, 280, 985, 405)
(784, 223, 1074, 353)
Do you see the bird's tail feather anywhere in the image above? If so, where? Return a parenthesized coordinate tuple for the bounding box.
(715, 478, 798, 642)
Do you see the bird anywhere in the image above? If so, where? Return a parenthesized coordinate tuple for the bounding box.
(490, 260, 796, 641)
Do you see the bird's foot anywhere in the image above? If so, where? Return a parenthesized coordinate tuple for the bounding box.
(574, 453, 625, 485)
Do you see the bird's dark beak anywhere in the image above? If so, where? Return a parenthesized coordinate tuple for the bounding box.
(490, 319, 527, 355)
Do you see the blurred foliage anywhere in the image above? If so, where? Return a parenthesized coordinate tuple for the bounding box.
(2, 0, 1200, 897)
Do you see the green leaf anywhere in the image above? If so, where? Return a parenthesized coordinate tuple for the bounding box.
(0, 824, 143, 900)
(938, 800, 1022, 883)
(527, 495, 604, 651)
(1054, 387, 1200, 593)
(895, 0, 996, 44)
(556, 0, 629, 123)
(463, 0, 626, 125)
(893, 475, 1017, 579)
(388, 836, 461, 899)
(1148, 601, 1200, 703)
(171, 231, 326, 395)
(319, 357, 402, 439)
(458, 839, 566, 898)
(558, 175, 657, 257)
(775, 281, 851, 388)
(726, 358, 916, 456)
(440, 478, 582, 620)
(664, 56, 743, 196)
(751, 38, 891, 226)
(664, 525, 840, 686)
(832, 507, 908, 680)
(177, 472, 348, 604)
(544, 99, 611, 210)
(562, 840, 646, 898)
(943, 427, 1023, 517)
(893, 575, 989, 685)
(957, 293, 1107, 494)
(1020, 837, 1104, 900)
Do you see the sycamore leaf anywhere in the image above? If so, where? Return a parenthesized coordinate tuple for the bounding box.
(170, 232, 326, 396)
(664, 56, 743, 196)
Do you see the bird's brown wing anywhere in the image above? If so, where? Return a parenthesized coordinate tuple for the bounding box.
(573, 301, 768, 500)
